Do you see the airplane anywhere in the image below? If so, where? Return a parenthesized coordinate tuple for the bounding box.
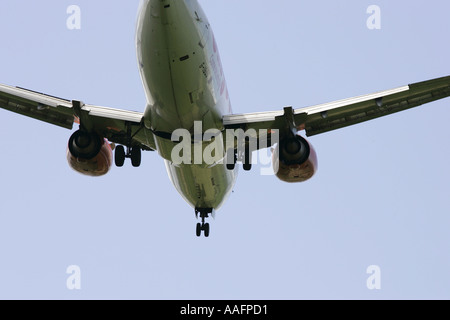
(0, 0, 449, 237)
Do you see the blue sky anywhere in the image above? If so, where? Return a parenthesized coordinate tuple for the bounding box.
(0, 0, 449, 299)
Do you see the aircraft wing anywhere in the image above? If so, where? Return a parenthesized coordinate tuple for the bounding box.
(0, 83, 156, 151)
(223, 75, 450, 140)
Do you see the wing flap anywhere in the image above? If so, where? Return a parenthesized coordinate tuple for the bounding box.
(223, 75, 450, 142)
(83, 104, 144, 123)
(0, 84, 74, 129)
(302, 76, 450, 136)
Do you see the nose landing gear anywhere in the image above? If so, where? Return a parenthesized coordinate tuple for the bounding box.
(195, 208, 213, 237)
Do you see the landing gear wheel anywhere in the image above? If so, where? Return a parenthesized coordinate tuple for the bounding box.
(195, 208, 213, 237)
(226, 149, 237, 171)
(195, 222, 211, 237)
(131, 147, 142, 167)
(243, 161, 252, 171)
(204, 223, 210, 237)
(226, 161, 236, 171)
(115, 145, 126, 167)
(243, 145, 252, 171)
(115, 123, 144, 168)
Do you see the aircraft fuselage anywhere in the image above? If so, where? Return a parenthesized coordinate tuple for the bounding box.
(136, 0, 236, 211)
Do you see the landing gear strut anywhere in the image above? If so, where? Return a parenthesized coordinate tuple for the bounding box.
(195, 208, 212, 237)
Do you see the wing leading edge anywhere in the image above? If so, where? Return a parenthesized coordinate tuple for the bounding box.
(224, 75, 450, 139)
(0, 84, 156, 151)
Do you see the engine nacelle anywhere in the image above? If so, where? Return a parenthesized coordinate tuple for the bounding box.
(67, 130, 113, 177)
(273, 135, 318, 183)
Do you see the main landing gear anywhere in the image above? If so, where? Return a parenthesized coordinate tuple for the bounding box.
(226, 145, 252, 172)
(195, 208, 213, 237)
(114, 122, 142, 168)
(115, 145, 141, 167)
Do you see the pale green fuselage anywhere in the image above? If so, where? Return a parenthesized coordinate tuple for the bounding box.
(136, 0, 237, 211)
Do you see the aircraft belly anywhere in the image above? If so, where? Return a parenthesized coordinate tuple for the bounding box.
(137, 0, 224, 134)
(164, 161, 237, 210)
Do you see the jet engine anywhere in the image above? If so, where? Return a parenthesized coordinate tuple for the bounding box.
(273, 134, 318, 183)
(67, 130, 113, 177)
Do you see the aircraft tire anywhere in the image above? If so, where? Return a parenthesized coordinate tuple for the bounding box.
(131, 147, 142, 167)
(115, 145, 126, 167)
(196, 223, 202, 237)
(204, 223, 210, 238)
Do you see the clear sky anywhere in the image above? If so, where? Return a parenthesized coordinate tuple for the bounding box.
(0, 0, 449, 299)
